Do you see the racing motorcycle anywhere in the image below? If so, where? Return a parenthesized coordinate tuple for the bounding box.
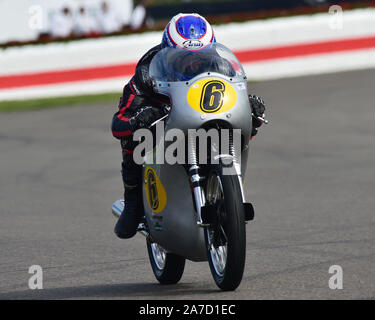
(112, 43, 258, 291)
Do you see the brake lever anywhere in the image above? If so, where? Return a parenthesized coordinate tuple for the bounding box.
(149, 114, 169, 128)
(252, 113, 269, 124)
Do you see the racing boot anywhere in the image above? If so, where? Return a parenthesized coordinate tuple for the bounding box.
(114, 155, 143, 239)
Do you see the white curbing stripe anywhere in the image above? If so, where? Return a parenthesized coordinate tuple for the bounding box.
(0, 77, 128, 101)
(244, 48, 375, 81)
(0, 8, 375, 100)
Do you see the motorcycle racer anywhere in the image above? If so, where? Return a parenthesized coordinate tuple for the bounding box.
(111, 13, 266, 239)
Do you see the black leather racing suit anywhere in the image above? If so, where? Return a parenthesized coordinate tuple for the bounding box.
(111, 44, 168, 191)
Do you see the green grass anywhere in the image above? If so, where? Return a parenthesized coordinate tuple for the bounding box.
(0, 92, 121, 112)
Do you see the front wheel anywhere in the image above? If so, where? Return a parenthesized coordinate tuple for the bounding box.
(204, 166, 246, 291)
(147, 240, 185, 285)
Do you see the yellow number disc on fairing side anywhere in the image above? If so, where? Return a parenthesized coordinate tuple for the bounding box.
(144, 167, 167, 213)
(187, 78, 237, 114)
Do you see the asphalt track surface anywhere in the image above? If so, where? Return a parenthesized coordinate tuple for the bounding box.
(0, 69, 374, 300)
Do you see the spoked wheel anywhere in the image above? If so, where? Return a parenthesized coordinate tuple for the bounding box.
(204, 166, 246, 291)
(147, 240, 185, 285)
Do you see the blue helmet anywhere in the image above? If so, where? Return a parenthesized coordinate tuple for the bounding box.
(162, 13, 216, 51)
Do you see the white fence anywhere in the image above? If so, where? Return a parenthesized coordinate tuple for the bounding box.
(1, 8, 375, 100)
(0, 0, 133, 43)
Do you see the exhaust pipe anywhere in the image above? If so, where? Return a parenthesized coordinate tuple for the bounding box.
(111, 200, 124, 218)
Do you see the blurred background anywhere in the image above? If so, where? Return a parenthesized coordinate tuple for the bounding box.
(0, 0, 373, 46)
(1, 0, 374, 102)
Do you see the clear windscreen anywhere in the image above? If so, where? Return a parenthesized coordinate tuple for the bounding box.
(149, 43, 245, 82)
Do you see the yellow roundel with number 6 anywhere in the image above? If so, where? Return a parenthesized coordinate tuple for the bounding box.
(144, 167, 167, 213)
(187, 78, 237, 114)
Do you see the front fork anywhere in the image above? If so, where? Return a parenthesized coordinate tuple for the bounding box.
(187, 130, 245, 228)
(188, 164, 208, 227)
(187, 132, 208, 228)
(187, 146, 253, 229)
(188, 163, 248, 228)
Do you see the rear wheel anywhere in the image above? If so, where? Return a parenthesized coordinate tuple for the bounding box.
(147, 241, 185, 285)
(204, 166, 246, 291)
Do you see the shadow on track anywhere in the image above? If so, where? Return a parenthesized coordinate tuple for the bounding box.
(0, 282, 218, 300)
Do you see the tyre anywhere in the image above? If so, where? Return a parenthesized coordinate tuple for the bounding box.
(204, 165, 246, 291)
(147, 240, 186, 285)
